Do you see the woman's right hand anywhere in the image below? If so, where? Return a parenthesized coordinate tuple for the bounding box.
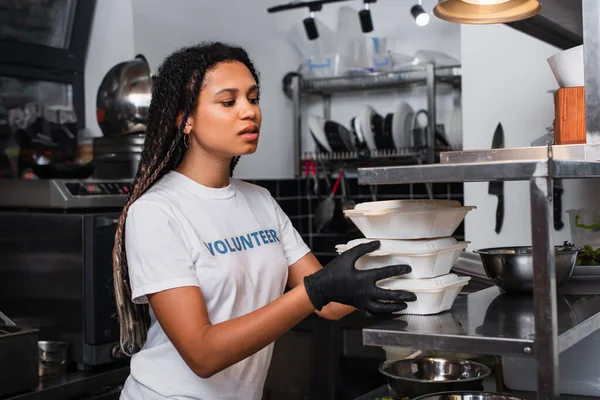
(303, 241, 416, 315)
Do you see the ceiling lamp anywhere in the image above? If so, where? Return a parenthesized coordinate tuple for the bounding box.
(359, 0, 377, 33)
(411, 0, 430, 27)
(433, 0, 541, 24)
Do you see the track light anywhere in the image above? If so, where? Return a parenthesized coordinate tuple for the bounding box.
(360, 0, 376, 33)
(433, 0, 541, 24)
(304, 11, 319, 40)
(411, 0, 430, 27)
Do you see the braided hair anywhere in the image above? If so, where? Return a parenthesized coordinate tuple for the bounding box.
(112, 42, 260, 355)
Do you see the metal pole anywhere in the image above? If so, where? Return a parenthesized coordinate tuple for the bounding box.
(530, 170, 559, 399)
(583, 0, 600, 157)
(426, 63, 436, 164)
(292, 74, 301, 177)
(323, 94, 332, 121)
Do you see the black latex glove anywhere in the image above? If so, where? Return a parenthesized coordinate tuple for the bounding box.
(304, 241, 416, 315)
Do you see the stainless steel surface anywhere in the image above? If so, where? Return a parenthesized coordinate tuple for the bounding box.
(362, 287, 600, 356)
(291, 64, 458, 176)
(292, 74, 301, 177)
(529, 176, 559, 398)
(38, 341, 69, 377)
(358, 159, 600, 185)
(379, 358, 490, 399)
(96, 55, 152, 136)
(583, 0, 600, 146)
(0, 212, 121, 367)
(413, 392, 525, 400)
(474, 246, 579, 292)
(92, 134, 145, 180)
(440, 144, 592, 164)
(300, 65, 461, 94)
(0, 179, 130, 209)
(570, 264, 600, 279)
(426, 63, 436, 164)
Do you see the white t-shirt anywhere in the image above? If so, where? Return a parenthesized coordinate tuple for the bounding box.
(120, 171, 311, 400)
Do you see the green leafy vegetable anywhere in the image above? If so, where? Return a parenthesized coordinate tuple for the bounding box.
(576, 245, 600, 266)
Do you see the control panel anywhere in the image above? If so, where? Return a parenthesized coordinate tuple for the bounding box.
(65, 182, 132, 196)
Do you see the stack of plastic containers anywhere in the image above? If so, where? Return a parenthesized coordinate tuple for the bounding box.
(340, 200, 476, 315)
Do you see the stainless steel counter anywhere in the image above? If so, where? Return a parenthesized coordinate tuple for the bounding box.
(363, 287, 600, 357)
(3, 363, 129, 400)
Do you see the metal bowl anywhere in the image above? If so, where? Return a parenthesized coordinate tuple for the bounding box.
(413, 392, 526, 400)
(96, 55, 152, 136)
(379, 358, 492, 399)
(474, 245, 581, 292)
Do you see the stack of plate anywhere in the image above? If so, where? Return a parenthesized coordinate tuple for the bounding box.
(339, 200, 476, 315)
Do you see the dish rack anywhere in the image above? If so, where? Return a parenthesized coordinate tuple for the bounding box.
(287, 63, 461, 177)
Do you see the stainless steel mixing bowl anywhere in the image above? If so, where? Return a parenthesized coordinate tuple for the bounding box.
(474, 245, 581, 292)
(413, 392, 525, 400)
(379, 358, 492, 399)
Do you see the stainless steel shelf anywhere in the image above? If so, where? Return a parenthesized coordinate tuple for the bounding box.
(358, 158, 600, 185)
(362, 287, 600, 357)
(300, 66, 461, 95)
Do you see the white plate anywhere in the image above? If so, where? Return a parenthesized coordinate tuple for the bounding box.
(352, 116, 366, 146)
(393, 102, 414, 149)
(360, 105, 377, 151)
(308, 115, 331, 152)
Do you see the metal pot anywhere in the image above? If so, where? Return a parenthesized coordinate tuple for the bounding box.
(379, 358, 492, 399)
(96, 55, 152, 136)
(474, 245, 581, 292)
(413, 392, 525, 400)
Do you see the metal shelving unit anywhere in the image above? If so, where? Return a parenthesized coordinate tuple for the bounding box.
(357, 145, 600, 399)
(290, 64, 462, 176)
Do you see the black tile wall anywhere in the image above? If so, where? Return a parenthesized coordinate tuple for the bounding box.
(246, 178, 465, 265)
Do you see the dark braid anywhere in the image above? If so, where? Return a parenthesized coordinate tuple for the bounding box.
(112, 42, 260, 354)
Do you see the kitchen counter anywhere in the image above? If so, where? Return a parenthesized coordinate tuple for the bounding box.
(353, 377, 598, 400)
(2, 361, 129, 400)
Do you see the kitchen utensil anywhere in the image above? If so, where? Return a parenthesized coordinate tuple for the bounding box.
(413, 392, 525, 400)
(393, 102, 414, 149)
(377, 274, 471, 315)
(488, 123, 505, 234)
(379, 358, 491, 399)
(38, 341, 69, 378)
(336, 237, 469, 279)
(360, 105, 378, 151)
(375, 113, 395, 150)
(308, 115, 332, 153)
(344, 200, 476, 240)
(547, 45, 584, 88)
(324, 120, 356, 152)
(474, 245, 581, 292)
(96, 54, 152, 136)
(313, 169, 343, 233)
(553, 178, 564, 230)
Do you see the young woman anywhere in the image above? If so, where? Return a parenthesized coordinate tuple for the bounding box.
(112, 42, 416, 400)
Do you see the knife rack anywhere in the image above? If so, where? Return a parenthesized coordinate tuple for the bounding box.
(554, 86, 586, 145)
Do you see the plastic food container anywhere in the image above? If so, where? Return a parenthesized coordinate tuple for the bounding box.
(567, 208, 600, 247)
(335, 238, 469, 279)
(377, 273, 470, 315)
(344, 200, 476, 239)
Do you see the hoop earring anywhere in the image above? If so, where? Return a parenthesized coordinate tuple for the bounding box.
(183, 134, 191, 149)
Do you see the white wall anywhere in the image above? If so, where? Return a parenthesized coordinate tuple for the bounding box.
(82, 0, 136, 142)
(461, 24, 600, 251)
(130, 0, 460, 179)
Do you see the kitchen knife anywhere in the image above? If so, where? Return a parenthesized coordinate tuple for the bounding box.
(488, 123, 504, 234)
